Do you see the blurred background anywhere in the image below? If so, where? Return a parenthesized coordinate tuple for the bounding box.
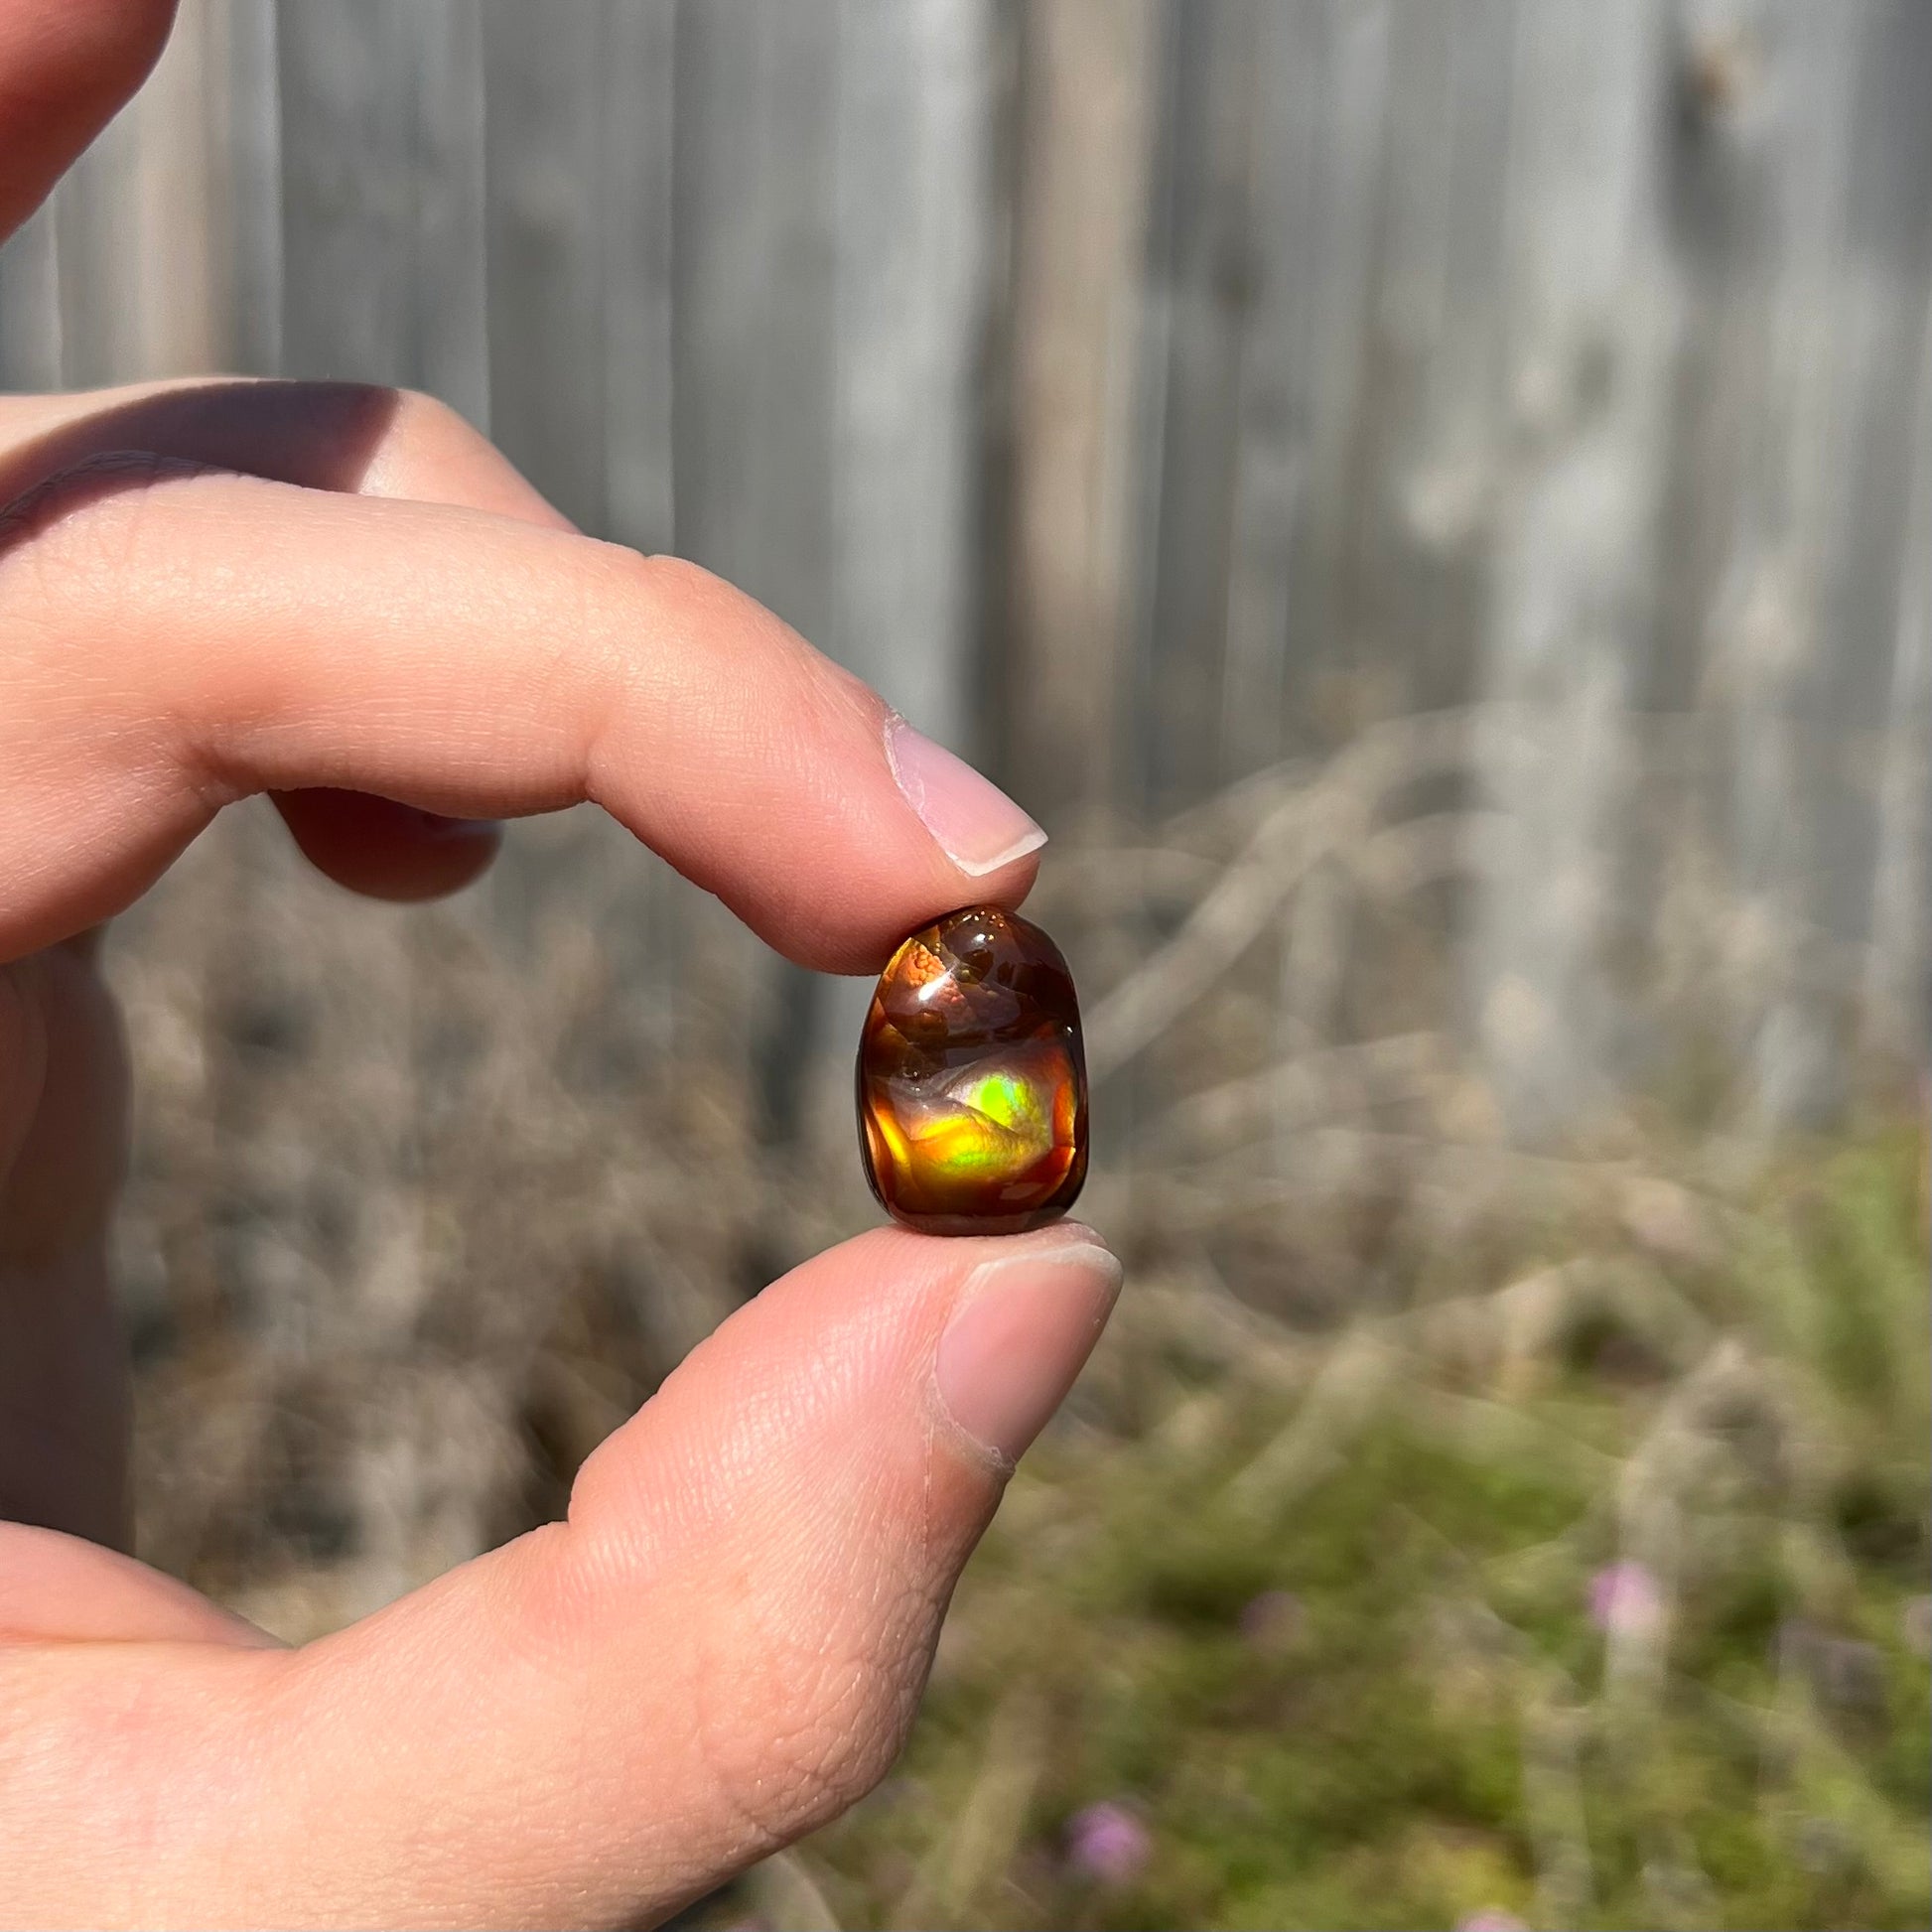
(1, 2, 1927, 1926)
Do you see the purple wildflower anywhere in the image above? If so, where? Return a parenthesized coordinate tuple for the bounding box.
(1064, 1801, 1151, 1885)
(1589, 1560, 1663, 1639)
(1455, 1912, 1529, 1932)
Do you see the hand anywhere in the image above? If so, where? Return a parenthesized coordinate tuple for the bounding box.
(0, 5, 1120, 1923)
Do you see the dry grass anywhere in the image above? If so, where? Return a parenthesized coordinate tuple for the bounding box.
(102, 714, 1928, 1928)
(795, 1122, 1927, 1930)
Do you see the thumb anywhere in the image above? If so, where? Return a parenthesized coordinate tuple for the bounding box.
(48, 1224, 1119, 1929)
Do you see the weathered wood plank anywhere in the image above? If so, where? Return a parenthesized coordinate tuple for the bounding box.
(1338, 0, 1515, 731)
(671, 0, 845, 1144)
(54, 0, 227, 386)
(1215, 2, 1324, 783)
(671, 0, 839, 637)
(1643, 0, 1928, 1124)
(482, 0, 613, 532)
(473, 3, 709, 1113)
(832, 0, 990, 749)
(1863, 286, 1932, 1078)
(1184, 0, 1396, 782)
(276, 0, 487, 421)
(207, 0, 284, 376)
(804, 0, 1001, 1146)
(1263, 0, 1391, 764)
(1138, 0, 1262, 812)
(5, 0, 1924, 1144)
(1464, 0, 1676, 1134)
(1139, 0, 1520, 810)
(1001, 0, 1162, 826)
(602, 0, 678, 558)
(0, 204, 62, 392)
(1780, 1, 1932, 1115)
(1724, 2, 1876, 1127)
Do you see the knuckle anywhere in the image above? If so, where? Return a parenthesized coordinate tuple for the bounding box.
(378, 386, 515, 482)
(276, 379, 417, 481)
(622, 550, 868, 719)
(625, 550, 783, 649)
(386, 384, 469, 444)
(604, 544, 706, 655)
(267, 379, 468, 491)
(631, 550, 722, 603)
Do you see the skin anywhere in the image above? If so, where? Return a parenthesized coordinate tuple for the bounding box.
(0, 5, 1113, 1922)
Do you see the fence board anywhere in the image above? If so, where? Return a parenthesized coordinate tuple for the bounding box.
(0, 204, 61, 391)
(1347, 0, 1516, 730)
(1641, 0, 1929, 1123)
(670, 0, 838, 640)
(670, 0, 844, 1144)
(482, 1, 613, 532)
(1266, 0, 1390, 763)
(0, 0, 1923, 1136)
(832, 0, 989, 748)
(1139, 0, 1262, 812)
(1465, 0, 1676, 1133)
(1728, 2, 1878, 1126)
(55, 0, 228, 386)
(276, 0, 487, 420)
(1217, 0, 1356, 782)
(602, 0, 678, 558)
(1864, 291, 1932, 1076)
(1003, 0, 1161, 825)
(209, 0, 284, 375)
(1773, 1, 1932, 1118)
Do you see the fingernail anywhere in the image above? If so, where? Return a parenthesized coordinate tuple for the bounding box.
(935, 1233, 1121, 1465)
(886, 713, 1046, 877)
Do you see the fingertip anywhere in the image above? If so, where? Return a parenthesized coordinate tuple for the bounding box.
(0, 1523, 282, 1646)
(589, 556, 1049, 972)
(0, 0, 180, 236)
(9, 471, 1045, 977)
(933, 1235, 1121, 1468)
(569, 1218, 1120, 1533)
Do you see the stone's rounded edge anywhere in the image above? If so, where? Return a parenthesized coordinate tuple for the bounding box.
(1054, 1106, 1091, 1223)
(856, 1038, 894, 1217)
(876, 1198, 1085, 1239)
(857, 902, 1089, 1238)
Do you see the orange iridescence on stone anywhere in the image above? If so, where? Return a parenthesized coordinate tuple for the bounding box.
(858, 905, 1088, 1236)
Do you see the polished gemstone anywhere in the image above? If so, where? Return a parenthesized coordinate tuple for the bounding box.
(858, 905, 1088, 1235)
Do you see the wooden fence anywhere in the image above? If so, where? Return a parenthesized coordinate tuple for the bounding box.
(0, 0, 1926, 1136)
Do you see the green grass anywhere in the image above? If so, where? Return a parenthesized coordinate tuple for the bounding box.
(788, 1127, 1930, 1932)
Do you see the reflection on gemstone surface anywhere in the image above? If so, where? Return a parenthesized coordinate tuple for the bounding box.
(858, 905, 1088, 1235)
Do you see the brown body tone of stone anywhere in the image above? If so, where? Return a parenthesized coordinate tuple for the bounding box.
(857, 905, 1088, 1236)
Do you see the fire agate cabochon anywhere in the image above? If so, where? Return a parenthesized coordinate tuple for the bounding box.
(857, 905, 1088, 1236)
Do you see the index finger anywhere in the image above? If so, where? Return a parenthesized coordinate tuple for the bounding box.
(0, 0, 178, 238)
(0, 466, 1044, 970)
